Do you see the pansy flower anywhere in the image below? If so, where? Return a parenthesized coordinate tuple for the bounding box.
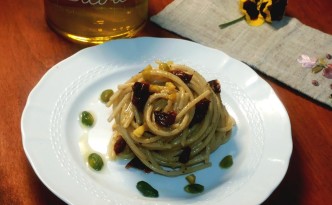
(219, 0, 287, 29)
(240, 0, 287, 26)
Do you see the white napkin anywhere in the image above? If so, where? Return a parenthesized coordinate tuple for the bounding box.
(151, 0, 332, 108)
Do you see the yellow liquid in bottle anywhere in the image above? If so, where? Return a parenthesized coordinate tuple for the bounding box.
(44, 0, 148, 45)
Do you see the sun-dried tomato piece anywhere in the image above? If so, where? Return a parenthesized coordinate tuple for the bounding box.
(154, 111, 177, 127)
(132, 82, 150, 112)
(189, 98, 210, 127)
(208, 80, 221, 94)
(179, 146, 191, 164)
(113, 136, 126, 155)
(125, 157, 152, 173)
(170, 70, 193, 84)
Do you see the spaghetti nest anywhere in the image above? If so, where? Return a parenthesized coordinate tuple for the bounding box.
(106, 62, 234, 176)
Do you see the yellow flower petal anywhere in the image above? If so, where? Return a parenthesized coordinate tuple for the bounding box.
(240, 0, 265, 26)
(260, 0, 273, 22)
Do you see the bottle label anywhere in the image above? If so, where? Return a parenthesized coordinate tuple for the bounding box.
(68, 0, 127, 5)
(48, 0, 129, 6)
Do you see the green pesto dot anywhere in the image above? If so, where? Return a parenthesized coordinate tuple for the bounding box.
(136, 181, 159, 198)
(219, 155, 233, 169)
(184, 183, 204, 194)
(80, 111, 94, 127)
(88, 153, 103, 171)
(100, 89, 114, 103)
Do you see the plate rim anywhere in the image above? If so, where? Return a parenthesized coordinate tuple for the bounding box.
(21, 37, 292, 205)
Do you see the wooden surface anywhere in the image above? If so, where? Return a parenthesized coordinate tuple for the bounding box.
(0, 0, 331, 204)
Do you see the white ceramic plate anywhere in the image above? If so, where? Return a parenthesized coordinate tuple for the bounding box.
(21, 37, 292, 205)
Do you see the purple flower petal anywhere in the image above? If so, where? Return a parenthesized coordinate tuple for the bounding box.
(297, 54, 317, 68)
(322, 65, 332, 79)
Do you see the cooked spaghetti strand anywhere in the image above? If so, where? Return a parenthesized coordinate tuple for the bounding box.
(107, 62, 234, 176)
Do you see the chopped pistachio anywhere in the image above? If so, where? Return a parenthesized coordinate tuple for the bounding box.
(185, 174, 196, 184)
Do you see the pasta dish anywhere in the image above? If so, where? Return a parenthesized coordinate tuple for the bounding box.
(106, 62, 234, 176)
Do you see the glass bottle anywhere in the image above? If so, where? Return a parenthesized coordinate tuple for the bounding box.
(44, 0, 148, 45)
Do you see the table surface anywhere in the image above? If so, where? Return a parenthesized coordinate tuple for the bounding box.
(1, 0, 331, 204)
